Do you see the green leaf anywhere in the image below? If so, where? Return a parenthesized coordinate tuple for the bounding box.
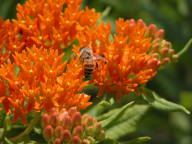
(98, 138, 119, 144)
(180, 91, 192, 109)
(120, 136, 151, 144)
(99, 103, 149, 140)
(4, 137, 14, 144)
(142, 88, 190, 114)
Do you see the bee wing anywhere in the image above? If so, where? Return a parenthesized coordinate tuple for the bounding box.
(93, 54, 107, 63)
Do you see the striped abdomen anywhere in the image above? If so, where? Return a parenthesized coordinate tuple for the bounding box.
(84, 63, 95, 78)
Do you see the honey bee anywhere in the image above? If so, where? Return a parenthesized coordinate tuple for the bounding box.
(79, 46, 106, 78)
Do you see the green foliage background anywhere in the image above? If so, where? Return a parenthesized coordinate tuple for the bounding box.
(0, 0, 192, 144)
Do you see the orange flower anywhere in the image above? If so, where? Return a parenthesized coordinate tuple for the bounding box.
(0, 0, 100, 55)
(74, 18, 176, 101)
(0, 46, 91, 123)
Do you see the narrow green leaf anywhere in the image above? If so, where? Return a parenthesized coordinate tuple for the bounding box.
(99, 104, 149, 140)
(120, 136, 151, 144)
(100, 101, 135, 128)
(4, 137, 14, 144)
(142, 88, 191, 114)
(98, 138, 119, 144)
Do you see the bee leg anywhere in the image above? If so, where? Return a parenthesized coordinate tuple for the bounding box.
(96, 62, 98, 68)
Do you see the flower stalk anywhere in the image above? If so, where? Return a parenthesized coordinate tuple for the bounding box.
(9, 112, 41, 142)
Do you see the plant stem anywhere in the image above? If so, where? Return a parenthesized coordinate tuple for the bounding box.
(9, 112, 41, 142)
(177, 38, 192, 57)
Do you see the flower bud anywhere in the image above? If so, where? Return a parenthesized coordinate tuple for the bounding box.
(71, 136, 81, 144)
(63, 114, 72, 129)
(95, 122, 102, 134)
(50, 112, 58, 127)
(97, 130, 105, 141)
(43, 125, 54, 140)
(73, 125, 83, 136)
(162, 57, 171, 65)
(54, 138, 62, 144)
(86, 126, 95, 136)
(147, 58, 161, 69)
(137, 19, 145, 27)
(169, 48, 175, 55)
(62, 130, 71, 142)
(55, 125, 63, 138)
(160, 47, 169, 56)
(41, 113, 50, 127)
(68, 107, 77, 116)
(156, 29, 164, 39)
(148, 24, 156, 36)
(82, 139, 89, 144)
(172, 55, 179, 61)
(72, 112, 82, 125)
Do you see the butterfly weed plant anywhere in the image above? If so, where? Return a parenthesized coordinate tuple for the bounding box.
(0, 0, 191, 144)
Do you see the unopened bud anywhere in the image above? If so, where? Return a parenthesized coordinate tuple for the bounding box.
(73, 125, 83, 136)
(147, 58, 161, 69)
(97, 130, 105, 141)
(169, 48, 175, 55)
(68, 107, 77, 116)
(95, 122, 102, 134)
(87, 136, 95, 142)
(162, 57, 171, 65)
(63, 114, 72, 129)
(50, 112, 58, 127)
(82, 139, 89, 144)
(62, 130, 71, 142)
(137, 19, 145, 27)
(160, 48, 169, 56)
(54, 138, 62, 144)
(43, 125, 54, 140)
(55, 125, 63, 138)
(41, 113, 50, 127)
(172, 55, 179, 61)
(156, 29, 164, 39)
(148, 24, 156, 36)
(86, 126, 95, 136)
(72, 112, 82, 125)
(71, 136, 81, 144)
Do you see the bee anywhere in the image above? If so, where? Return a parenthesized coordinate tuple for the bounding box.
(79, 46, 106, 78)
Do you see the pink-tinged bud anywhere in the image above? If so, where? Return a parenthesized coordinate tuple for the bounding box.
(160, 48, 169, 56)
(68, 107, 78, 116)
(169, 48, 175, 54)
(82, 139, 89, 144)
(172, 55, 179, 61)
(87, 136, 95, 142)
(153, 43, 160, 50)
(41, 113, 50, 127)
(97, 130, 105, 141)
(95, 122, 102, 133)
(58, 111, 68, 124)
(63, 114, 72, 129)
(148, 24, 156, 36)
(86, 126, 95, 136)
(162, 57, 171, 65)
(137, 19, 145, 27)
(62, 130, 71, 142)
(156, 29, 164, 39)
(73, 125, 83, 136)
(164, 41, 171, 48)
(71, 136, 81, 144)
(147, 58, 161, 69)
(55, 125, 63, 138)
(72, 112, 82, 125)
(43, 125, 54, 140)
(54, 138, 62, 144)
(50, 112, 58, 127)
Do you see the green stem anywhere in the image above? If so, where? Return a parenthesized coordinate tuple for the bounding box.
(9, 112, 41, 142)
(177, 38, 192, 57)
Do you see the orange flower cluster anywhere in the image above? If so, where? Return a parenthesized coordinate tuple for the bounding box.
(0, 0, 177, 122)
(0, 0, 100, 64)
(0, 47, 91, 123)
(74, 18, 176, 100)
